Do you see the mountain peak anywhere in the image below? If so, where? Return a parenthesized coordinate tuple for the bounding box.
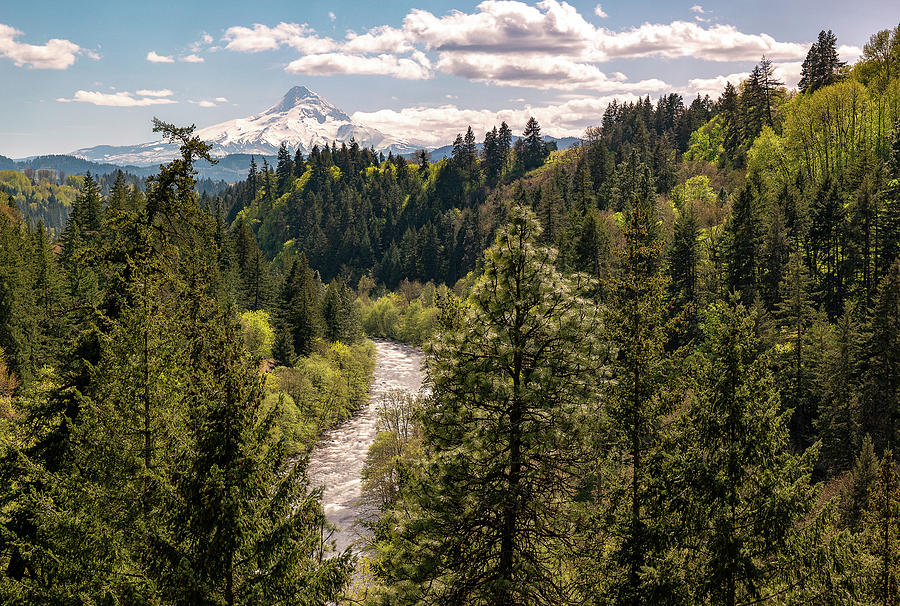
(71, 85, 415, 166)
(270, 85, 325, 114)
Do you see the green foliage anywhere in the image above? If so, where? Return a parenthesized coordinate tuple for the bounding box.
(683, 114, 725, 163)
(372, 207, 605, 605)
(361, 389, 424, 511)
(265, 340, 375, 455)
(239, 309, 275, 360)
(0, 169, 79, 236)
(360, 288, 441, 345)
(0, 122, 360, 603)
(672, 300, 821, 605)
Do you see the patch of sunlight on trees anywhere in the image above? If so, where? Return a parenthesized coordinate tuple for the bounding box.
(263, 339, 376, 455)
(239, 310, 275, 360)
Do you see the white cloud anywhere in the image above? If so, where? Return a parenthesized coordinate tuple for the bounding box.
(0, 23, 86, 69)
(686, 62, 803, 97)
(352, 94, 641, 148)
(403, 1, 596, 56)
(202, 33, 213, 45)
(287, 51, 432, 79)
(215, 96, 229, 103)
(146, 50, 174, 63)
(838, 44, 862, 63)
(329, 11, 336, 21)
(595, 21, 808, 61)
(594, 4, 608, 18)
(218, 2, 824, 91)
(189, 99, 217, 107)
(344, 26, 413, 54)
(691, 5, 706, 14)
(181, 53, 204, 63)
(436, 52, 667, 91)
(135, 89, 174, 97)
(57, 90, 178, 107)
(223, 22, 336, 54)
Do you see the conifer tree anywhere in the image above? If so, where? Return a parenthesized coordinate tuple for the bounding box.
(775, 252, 819, 445)
(574, 208, 610, 290)
(815, 309, 860, 471)
(725, 182, 761, 302)
(520, 117, 547, 171)
(859, 261, 900, 452)
(669, 205, 700, 317)
(276, 142, 294, 196)
(163, 312, 351, 604)
(593, 186, 676, 603)
(863, 450, 900, 605)
(108, 170, 130, 212)
(842, 435, 879, 530)
(247, 155, 258, 201)
(374, 207, 604, 605)
(880, 120, 900, 283)
(498, 121, 513, 172)
(673, 299, 819, 606)
(799, 30, 845, 93)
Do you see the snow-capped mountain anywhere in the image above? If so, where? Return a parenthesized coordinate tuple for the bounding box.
(70, 86, 415, 166)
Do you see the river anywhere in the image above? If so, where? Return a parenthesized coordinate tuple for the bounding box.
(306, 339, 425, 554)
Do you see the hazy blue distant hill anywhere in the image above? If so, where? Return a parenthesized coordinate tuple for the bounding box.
(10, 153, 274, 183)
(16, 155, 153, 178)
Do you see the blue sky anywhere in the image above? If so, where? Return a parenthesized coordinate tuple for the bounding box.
(1, 0, 892, 157)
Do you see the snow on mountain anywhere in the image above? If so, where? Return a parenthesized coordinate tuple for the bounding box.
(70, 86, 416, 166)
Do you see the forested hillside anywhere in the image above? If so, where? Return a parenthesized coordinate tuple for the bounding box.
(1, 19, 900, 606)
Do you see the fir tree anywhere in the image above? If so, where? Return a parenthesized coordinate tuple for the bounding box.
(799, 30, 845, 93)
(520, 116, 547, 171)
(863, 450, 900, 605)
(592, 187, 676, 603)
(841, 435, 879, 530)
(164, 312, 352, 604)
(673, 299, 820, 606)
(725, 182, 761, 303)
(276, 142, 294, 196)
(859, 260, 900, 452)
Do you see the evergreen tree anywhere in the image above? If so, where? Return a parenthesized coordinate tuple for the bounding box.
(271, 324, 296, 367)
(519, 116, 547, 171)
(276, 142, 294, 196)
(775, 252, 819, 446)
(799, 30, 845, 93)
(859, 261, 900, 452)
(164, 312, 352, 603)
(841, 435, 879, 530)
(719, 81, 743, 166)
(725, 182, 761, 302)
(374, 207, 604, 605)
(592, 187, 676, 603)
(498, 121, 513, 172)
(863, 450, 900, 605)
(880, 120, 900, 284)
(247, 156, 258, 202)
(669, 206, 700, 318)
(574, 208, 610, 291)
(673, 300, 819, 606)
(815, 310, 861, 472)
(108, 170, 130, 212)
(322, 278, 359, 344)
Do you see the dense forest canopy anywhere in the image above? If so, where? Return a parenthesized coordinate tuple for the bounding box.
(1, 20, 900, 606)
